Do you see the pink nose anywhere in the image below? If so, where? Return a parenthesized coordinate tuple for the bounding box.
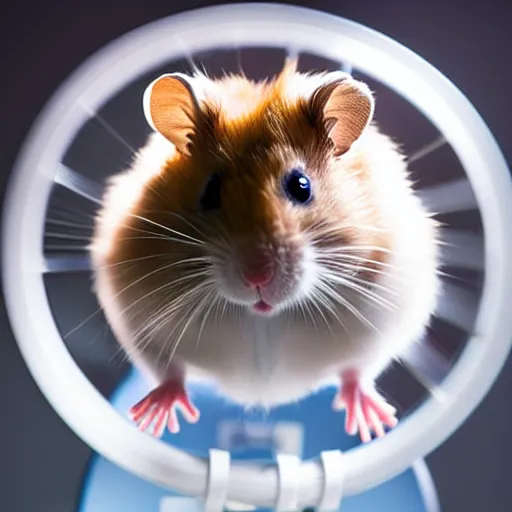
(241, 265, 275, 288)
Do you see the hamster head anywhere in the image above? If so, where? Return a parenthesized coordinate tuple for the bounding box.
(99, 60, 387, 319)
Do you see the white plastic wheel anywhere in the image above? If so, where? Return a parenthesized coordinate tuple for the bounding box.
(3, 3, 512, 509)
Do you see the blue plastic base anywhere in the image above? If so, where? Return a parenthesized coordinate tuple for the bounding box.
(79, 370, 436, 511)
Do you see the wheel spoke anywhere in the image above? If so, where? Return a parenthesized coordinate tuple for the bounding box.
(54, 164, 103, 205)
(86, 108, 136, 155)
(417, 178, 477, 214)
(43, 254, 91, 273)
(286, 46, 300, 62)
(439, 230, 484, 270)
(401, 341, 450, 398)
(408, 136, 447, 164)
(341, 62, 353, 74)
(435, 281, 479, 332)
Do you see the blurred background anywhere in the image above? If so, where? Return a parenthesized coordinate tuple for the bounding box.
(1, 1, 511, 511)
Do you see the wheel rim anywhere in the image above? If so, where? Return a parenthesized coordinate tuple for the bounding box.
(3, 3, 512, 507)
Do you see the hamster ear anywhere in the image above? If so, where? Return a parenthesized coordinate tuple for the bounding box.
(143, 73, 201, 156)
(311, 73, 375, 156)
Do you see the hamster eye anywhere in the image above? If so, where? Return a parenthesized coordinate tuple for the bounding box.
(200, 172, 222, 211)
(283, 168, 313, 205)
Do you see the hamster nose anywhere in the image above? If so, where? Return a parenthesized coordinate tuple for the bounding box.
(241, 260, 275, 288)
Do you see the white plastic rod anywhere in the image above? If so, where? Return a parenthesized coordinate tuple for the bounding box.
(54, 164, 103, 205)
(438, 229, 484, 270)
(276, 454, 301, 511)
(401, 340, 451, 393)
(43, 254, 91, 273)
(286, 46, 300, 62)
(318, 451, 345, 511)
(341, 62, 353, 74)
(435, 281, 479, 332)
(417, 178, 477, 214)
(205, 449, 231, 512)
(408, 136, 447, 164)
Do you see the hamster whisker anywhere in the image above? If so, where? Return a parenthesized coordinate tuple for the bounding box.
(63, 305, 108, 340)
(343, 279, 398, 312)
(320, 263, 400, 297)
(117, 235, 203, 247)
(48, 209, 205, 249)
(214, 296, 229, 335)
(145, 210, 210, 240)
(324, 268, 395, 303)
(165, 286, 217, 368)
(143, 272, 214, 314)
(65, 271, 207, 356)
(119, 303, 176, 363)
(310, 287, 347, 334)
(131, 306, 174, 354)
(344, 254, 433, 277)
(95, 255, 212, 280)
(122, 224, 174, 239)
(113, 223, 205, 248)
(321, 288, 349, 333)
(119, 287, 203, 352)
(316, 258, 408, 281)
(46, 218, 92, 230)
(204, 223, 233, 254)
(156, 311, 192, 365)
(129, 213, 205, 245)
(309, 224, 388, 243)
(299, 303, 314, 328)
(117, 236, 169, 243)
(323, 271, 397, 313)
(307, 291, 337, 338)
(133, 286, 197, 337)
(316, 244, 396, 256)
(107, 262, 212, 320)
(315, 257, 359, 276)
(295, 298, 319, 333)
(133, 279, 217, 353)
(111, 279, 213, 364)
(220, 294, 229, 324)
(318, 278, 381, 334)
(297, 302, 308, 325)
(316, 253, 401, 272)
(196, 290, 220, 351)
(96, 254, 172, 271)
(79, 284, 196, 362)
(340, 224, 388, 233)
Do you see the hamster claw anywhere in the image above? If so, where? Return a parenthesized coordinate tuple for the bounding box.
(129, 380, 200, 437)
(334, 375, 398, 443)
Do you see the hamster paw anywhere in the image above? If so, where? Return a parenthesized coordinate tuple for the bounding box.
(333, 372, 398, 443)
(129, 380, 200, 437)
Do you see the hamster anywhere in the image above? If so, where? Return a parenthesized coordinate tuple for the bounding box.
(89, 59, 439, 442)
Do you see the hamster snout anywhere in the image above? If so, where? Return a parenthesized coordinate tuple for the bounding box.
(216, 236, 317, 316)
(240, 246, 276, 287)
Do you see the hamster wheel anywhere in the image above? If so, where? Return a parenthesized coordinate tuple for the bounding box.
(3, 3, 512, 509)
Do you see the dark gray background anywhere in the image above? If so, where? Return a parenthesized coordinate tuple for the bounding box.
(1, 1, 511, 511)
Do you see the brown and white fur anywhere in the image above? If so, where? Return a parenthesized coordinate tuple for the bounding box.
(89, 60, 439, 441)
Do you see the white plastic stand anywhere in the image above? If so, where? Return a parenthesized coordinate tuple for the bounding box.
(276, 454, 301, 511)
(205, 450, 231, 512)
(318, 451, 345, 511)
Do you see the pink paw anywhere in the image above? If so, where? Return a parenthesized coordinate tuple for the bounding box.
(333, 374, 398, 443)
(130, 380, 200, 437)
